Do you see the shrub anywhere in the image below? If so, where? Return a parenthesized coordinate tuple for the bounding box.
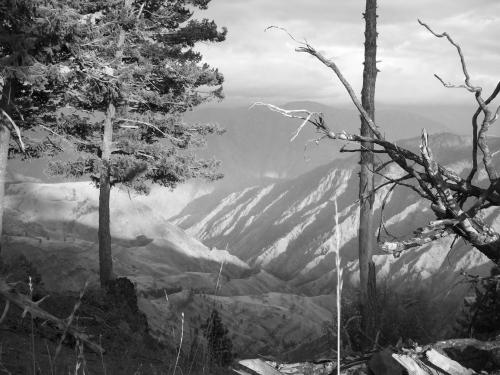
(202, 308, 234, 368)
(455, 266, 500, 339)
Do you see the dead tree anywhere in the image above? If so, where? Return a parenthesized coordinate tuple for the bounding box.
(359, 0, 378, 343)
(256, 20, 500, 267)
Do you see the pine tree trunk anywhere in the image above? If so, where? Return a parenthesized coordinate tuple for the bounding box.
(97, 19, 127, 287)
(98, 103, 115, 287)
(359, 0, 378, 343)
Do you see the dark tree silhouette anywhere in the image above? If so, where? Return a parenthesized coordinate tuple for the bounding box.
(457, 267, 500, 339)
(46, 0, 226, 286)
(202, 308, 233, 368)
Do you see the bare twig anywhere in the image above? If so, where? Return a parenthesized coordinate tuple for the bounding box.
(0, 300, 9, 325)
(376, 183, 399, 243)
(294, 44, 383, 140)
(1, 109, 25, 152)
(114, 117, 184, 143)
(259, 22, 500, 264)
(418, 19, 480, 94)
(53, 281, 89, 363)
(172, 312, 184, 375)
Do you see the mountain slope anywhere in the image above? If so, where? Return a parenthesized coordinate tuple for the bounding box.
(1, 181, 337, 357)
(173, 133, 499, 296)
(3, 181, 261, 289)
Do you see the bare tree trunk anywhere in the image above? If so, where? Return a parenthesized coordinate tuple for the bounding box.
(98, 103, 115, 287)
(0, 79, 16, 256)
(359, 0, 378, 343)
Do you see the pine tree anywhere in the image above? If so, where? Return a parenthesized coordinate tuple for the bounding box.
(202, 308, 233, 368)
(47, 0, 226, 286)
(0, 0, 78, 252)
(457, 266, 500, 339)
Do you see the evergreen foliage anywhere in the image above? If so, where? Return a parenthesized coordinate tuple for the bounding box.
(202, 308, 233, 368)
(456, 266, 500, 339)
(39, 0, 226, 285)
(0, 0, 79, 155)
(0, 1, 82, 254)
(48, 0, 226, 191)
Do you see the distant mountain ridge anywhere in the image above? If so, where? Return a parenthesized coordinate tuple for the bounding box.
(9, 102, 480, 194)
(185, 101, 455, 188)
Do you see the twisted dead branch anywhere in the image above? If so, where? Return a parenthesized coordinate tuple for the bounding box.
(257, 22, 500, 265)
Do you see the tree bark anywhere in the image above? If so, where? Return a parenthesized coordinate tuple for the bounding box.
(359, 0, 378, 343)
(0, 79, 17, 256)
(97, 17, 127, 287)
(98, 103, 115, 287)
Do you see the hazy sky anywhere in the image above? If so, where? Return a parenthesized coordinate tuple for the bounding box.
(195, 1, 500, 107)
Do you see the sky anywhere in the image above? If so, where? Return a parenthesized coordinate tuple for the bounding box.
(194, 0, 500, 108)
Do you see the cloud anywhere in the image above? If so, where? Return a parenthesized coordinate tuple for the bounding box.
(194, 1, 500, 107)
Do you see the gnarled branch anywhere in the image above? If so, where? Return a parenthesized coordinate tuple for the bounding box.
(258, 21, 500, 265)
(0, 278, 103, 354)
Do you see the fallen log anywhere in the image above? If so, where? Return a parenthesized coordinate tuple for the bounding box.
(432, 338, 500, 372)
(426, 349, 474, 375)
(0, 278, 103, 354)
(235, 338, 500, 375)
(392, 354, 432, 375)
(237, 359, 283, 375)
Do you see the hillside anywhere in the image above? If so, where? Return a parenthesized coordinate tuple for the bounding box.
(172, 133, 499, 299)
(3, 132, 498, 358)
(1, 181, 338, 357)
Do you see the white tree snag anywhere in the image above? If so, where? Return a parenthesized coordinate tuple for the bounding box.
(381, 230, 452, 255)
(391, 354, 430, 375)
(237, 359, 283, 375)
(359, 0, 378, 343)
(426, 349, 474, 375)
(0, 278, 103, 354)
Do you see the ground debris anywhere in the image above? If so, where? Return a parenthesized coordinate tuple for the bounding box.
(0, 277, 103, 354)
(235, 338, 500, 375)
(235, 356, 367, 375)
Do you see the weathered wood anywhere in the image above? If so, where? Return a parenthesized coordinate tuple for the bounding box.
(0, 79, 15, 256)
(238, 359, 283, 375)
(0, 278, 103, 354)
(359, 0, 378, 343)
(392, 354, 430, 375)
(426, 349, 474, 375)
(433, 338, 500, 372)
